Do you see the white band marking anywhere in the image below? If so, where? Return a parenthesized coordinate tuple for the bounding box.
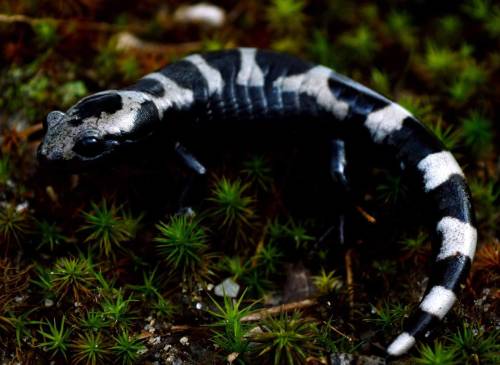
(436, 217, 477, 260)
(274, 65, 349, 119)
(420, 286, 456, 319)
(143, 73, 194, 114)
(387, 332, 416, 357)
(185, 54, 224, 95)
(237, 48, 264, 87)
(417, 151, 464, 192)
(364, 102, 411, 143)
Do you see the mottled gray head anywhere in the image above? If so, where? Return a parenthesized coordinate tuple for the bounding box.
(38, 90, 159, 166)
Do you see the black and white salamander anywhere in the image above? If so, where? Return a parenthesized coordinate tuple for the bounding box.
(37, 48, 477, 357)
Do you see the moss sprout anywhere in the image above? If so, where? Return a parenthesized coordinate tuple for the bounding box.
(426, 118, 462, 152)
(340, 26, 379, 62)
(254, 242, 283, 277)
(253, 311, 319, 365)
(469, 179, 499, 231)
(112, 331, 146, 365)
(266, 0, 306, 35)
(370, 68, 391, 96)
(387, 11, 416, 49)
(208, 290, 255, 359)
(38, 316, 71, 360)
(241, 156, 273, 192)
(400, 231, 429, 253)
(0, 204, 31, 245)
(36, 220, 67, 251)
(209, 177, 256, 245)
(448, 324, 500, 364)
(80, 200, 136, 257)
(376, 174, 408, 206)
(425, 44, 458, 77)
(284, 220, 315, 249)
(79, 311, 110, 332)
(71, 331, 111, 365)
(460, 111, 493, 157)
(100, 291, 136, 330)
(414, 342, 457, 365)
(60, 80, 88, 108)
(50, 256, 96, 301)
(367, 301, 409, 333)
(312, 268, 343, 295)
(152, 295, 176, 319)
(154, 215, 208, 275)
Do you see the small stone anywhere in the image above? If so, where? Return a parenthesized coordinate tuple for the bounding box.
(173, 3, 226, 28)
(44, 298, 54, 307)
(195, 302, 203, 310)
(163, 344, 172, 352)
(15, 201, 29, 213)
(179, 336, 189, 346)
(214, 278, 240, 298)
(149, 336, 161, 345)
(227, 352, 239, 363)
(206, 283, 214, 291)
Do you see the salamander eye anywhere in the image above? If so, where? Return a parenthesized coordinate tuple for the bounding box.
(74, 136, 104, 157)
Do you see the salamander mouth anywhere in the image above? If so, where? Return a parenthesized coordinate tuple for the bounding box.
(37, 145, 116, 171)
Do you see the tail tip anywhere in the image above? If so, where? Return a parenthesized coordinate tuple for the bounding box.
(387, 332, 416, 357)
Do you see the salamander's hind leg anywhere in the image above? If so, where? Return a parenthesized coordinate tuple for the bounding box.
(330, 139, 350, 195)
(175, 142, 207, 216)
(329, 138, 352, 245)
(315, 138, 352, 249)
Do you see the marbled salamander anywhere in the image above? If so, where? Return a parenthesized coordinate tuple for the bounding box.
(38, 48, 477, 357)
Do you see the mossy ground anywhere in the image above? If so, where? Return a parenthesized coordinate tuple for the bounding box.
(0, 1, 498, 364)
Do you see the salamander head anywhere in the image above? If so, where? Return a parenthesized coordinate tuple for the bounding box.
(38, 90, 160, 167)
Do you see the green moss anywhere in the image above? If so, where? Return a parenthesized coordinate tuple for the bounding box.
(80, 200, 136, 257)
(38, 316, 71, 360)
(367, 301, 409, 333)
(460, 111, 493, 157)
(252, 311, 319, 364)
(340, 26, 380, 62)
(312, 268, 342, 295)
(100, 291, 136, 330)
(266, 0, 306, 35)
(414, 342, 457, 365)
(208, 290, 255, 359)
(209, 177, 256, 246)
(448, 324, 500, 364)
(71, 331, 110, 365)
(154, 215, 208, 275)
(0, 205, 31, 245)
(112, 331, 146, 365)
(36, 220, 67, 251)
(50, 256, 96, 301)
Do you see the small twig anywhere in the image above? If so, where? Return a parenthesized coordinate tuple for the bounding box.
(241, 298, 316, 322)
(324, 321, 354, 342)
(345, 249, 355, 317)
(356, 206, 376, 224)
(18, 123, 43, 140)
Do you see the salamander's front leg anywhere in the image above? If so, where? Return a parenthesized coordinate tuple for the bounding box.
(330, 139, 350, 194)
(175, 142, 207, 176)
(175, 142, 207, 215)
(330, 138, 351, 245)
